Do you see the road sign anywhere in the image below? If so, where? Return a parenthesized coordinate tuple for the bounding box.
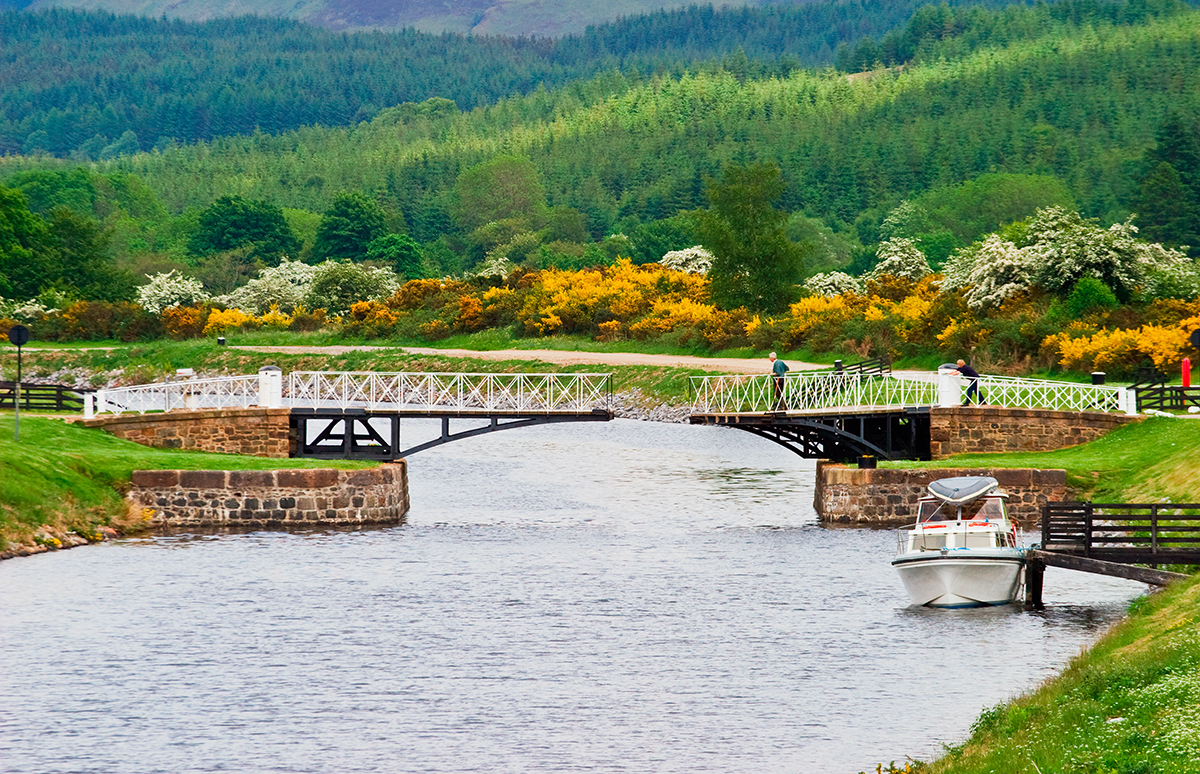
(8, 325, 29, 347)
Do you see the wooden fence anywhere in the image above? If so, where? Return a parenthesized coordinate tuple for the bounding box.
(1135, 385, 1200, 412)
(1042, 502, 1200, 565)
(0, 382, 90, 412)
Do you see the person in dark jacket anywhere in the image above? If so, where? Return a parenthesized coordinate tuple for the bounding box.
(769, 351, 789, 410)
(953, 359, 981, 405)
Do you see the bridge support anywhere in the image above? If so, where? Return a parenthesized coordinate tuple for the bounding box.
(690, 408, 931, 461)
(290, 408, 613, 460)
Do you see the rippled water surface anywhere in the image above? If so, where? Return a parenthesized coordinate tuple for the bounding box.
(0, 420, 1146, 773)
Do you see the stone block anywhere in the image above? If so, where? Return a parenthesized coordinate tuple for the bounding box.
(228, 470, 276, 488)
(131, 470, 180, 487)
(179, 470, 226, 489)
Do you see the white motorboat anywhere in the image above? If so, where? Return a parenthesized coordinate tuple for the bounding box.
(891, 476, 1025, 608)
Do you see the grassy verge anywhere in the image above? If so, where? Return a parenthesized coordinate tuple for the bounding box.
(887, 416, 1200, 503)
(922, 572, 1200, 774)
(0, 415, 371, 552)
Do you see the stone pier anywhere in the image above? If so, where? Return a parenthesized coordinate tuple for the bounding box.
(814, 463, 1071, 528)
(127, 462, 409, 528)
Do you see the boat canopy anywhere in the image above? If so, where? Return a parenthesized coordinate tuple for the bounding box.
(927, 476, 999, 505)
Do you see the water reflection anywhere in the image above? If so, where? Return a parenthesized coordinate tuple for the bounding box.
(0, 420, 1146, 774)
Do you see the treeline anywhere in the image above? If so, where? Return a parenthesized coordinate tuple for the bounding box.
(3, 0, 1022, 157)
(834, 0, 1189, 71)
(65, 4, 1199, 250)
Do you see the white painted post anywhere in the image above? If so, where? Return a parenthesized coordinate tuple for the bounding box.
(937, 372, 959, 408)
(1123, 387, 1138, 415)
(83, 393, 94, 419)
(258, 366, 283, 409)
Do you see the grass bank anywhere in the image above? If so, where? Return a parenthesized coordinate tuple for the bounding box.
(921, 571, 1200, 773)
(0, 415, 370, 553)
(890, 416, 1200, 503)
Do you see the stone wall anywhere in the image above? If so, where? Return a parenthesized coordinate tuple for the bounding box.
(929, 406, 1139, 459)
(814, 462, 1071, 527)
(127, 462, 409, 528)
(78, 408, 291, 458)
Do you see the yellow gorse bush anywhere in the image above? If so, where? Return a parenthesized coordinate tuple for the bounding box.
(1047, 323, 1192, 372)
(203, 308, 260, 337)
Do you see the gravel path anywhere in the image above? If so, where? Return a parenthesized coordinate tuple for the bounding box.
(232, 345, 827, 374)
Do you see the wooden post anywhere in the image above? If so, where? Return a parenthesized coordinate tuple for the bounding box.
(1025, 554, 1045, 609)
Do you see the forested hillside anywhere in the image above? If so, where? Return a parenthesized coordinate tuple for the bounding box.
(1, 0, 1019, 157)
(54, 0, 1193, 250)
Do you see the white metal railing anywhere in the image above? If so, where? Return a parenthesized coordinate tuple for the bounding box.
(285, 371, 613, 413)
(88, 374, 262, 417)
(691, 371, 1133, 415)
(970, 374, 1130, 413)
(86, 370, 614, 417)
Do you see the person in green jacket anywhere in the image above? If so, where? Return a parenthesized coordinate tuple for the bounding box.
(769, 351, 789, 410)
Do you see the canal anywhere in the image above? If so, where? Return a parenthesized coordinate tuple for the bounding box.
(0, 419, 1145, 772)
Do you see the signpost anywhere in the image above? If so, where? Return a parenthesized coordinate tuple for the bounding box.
(7, 325, 29, 441)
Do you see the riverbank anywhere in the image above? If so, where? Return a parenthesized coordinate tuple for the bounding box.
(919, 571, 1200, 773)
(0, 415, 374, 558)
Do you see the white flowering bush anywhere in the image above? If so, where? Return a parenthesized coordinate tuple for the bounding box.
(941, 207, 1190, 310)
(942, 235, 1040, 310)
(472, 253, 518, 280)
(302, 261, 401, 315)
(866, 237, 932, 282)
(216, 259, 319, 315)
(0, 297, 58, 322)
(659, 246, 713, 275)
(136, 270, 209, 314)
(803, 271, 864, 297)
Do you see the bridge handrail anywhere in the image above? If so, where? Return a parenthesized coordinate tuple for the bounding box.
(286, 371, 613, 413)
(973, 374, 1129, 413)
(91, 374, 261, 416)
(691, 372, 933, 413)
(690, 371, 1131, 414)
(87, 371, 615, 417)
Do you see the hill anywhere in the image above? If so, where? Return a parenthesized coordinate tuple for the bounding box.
(13, 0, 879, 36)
(82, 1, 1200, 238)
(0, 0, 1015, 157)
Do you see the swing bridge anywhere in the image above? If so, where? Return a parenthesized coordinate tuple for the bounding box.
(80, 363, 1139, 462)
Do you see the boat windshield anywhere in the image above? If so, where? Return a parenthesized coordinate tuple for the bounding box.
(917, 496, 1006, 522)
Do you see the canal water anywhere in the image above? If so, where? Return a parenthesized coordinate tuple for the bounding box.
(0, 419, 1145, 773)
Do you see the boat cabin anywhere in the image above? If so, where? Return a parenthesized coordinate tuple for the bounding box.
(900, 476, 1017, 553)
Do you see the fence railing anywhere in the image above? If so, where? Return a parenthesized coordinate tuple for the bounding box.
(0, 382, 90, 412)
(1042, 502, 1200, 562)
(690, 371, 1133, 414)
(90, 374, 262, 416)
(1135, 385, 1200, 412)
(87, 371, 614, 417)
(286, 371, 613, 413)
(691, 372, 937, 413)
(971, 374, 1130, 413)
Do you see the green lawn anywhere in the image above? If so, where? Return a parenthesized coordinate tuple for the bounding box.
(889, 417, 1200, 503)
(0, 415, 370, 550)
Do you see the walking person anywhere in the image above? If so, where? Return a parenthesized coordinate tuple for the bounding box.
(769, 351, 789, 410)
(952, 359, 981, 405)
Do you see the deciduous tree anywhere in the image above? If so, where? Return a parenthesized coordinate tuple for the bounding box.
(697, 162, 805, 314)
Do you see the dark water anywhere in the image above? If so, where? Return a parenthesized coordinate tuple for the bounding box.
(0, 420, 1146, 773)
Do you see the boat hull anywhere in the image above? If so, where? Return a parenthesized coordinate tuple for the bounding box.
(892, 550, 1024, 608)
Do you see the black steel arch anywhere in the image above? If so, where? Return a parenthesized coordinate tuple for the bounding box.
(290, 408, 612, 460)
(689, 408, 931, 462)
